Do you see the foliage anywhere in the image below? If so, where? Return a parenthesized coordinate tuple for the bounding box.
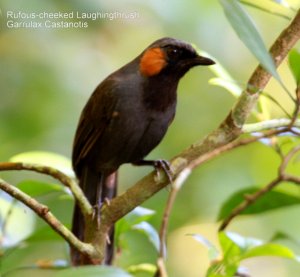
(1, 0, 300, 276)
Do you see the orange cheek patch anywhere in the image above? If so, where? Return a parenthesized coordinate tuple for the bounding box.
(140, 47, 166, 77)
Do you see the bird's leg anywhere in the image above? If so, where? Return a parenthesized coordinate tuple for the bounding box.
(92, 182, 103, 229)
(92, 172, 116, 228)
(133, 159, 173, 183)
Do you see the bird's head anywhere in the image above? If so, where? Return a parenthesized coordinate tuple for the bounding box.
(139, 37, 215, 78)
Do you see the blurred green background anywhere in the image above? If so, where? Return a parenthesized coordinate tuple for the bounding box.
(1, 0, 300, 276)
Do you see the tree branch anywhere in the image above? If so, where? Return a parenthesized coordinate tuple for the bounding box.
(242, 118, 300, 133)
(1, 9, 300, 267)
(0, 178, 96, 258)
(219, 177, 282, 231)
(0, 162, 92, 218)
(101, 8, 300, 228)
(219, 144, 300, 231)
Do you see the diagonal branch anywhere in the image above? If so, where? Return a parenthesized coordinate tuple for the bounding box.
(0, 162, 92, 218)
(0, 178, 96, 258)
(242, 118, 300, 132)
(219, 144, 300, 231)
(1, 9, 299, 266)
(102, 9, 300, 225)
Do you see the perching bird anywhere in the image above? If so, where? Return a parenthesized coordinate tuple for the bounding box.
(71, 37, 214, 265)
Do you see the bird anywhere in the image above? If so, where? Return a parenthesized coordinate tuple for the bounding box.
(71, 37, 215, 265)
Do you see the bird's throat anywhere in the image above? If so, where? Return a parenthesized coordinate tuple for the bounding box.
(142, 77, 178, 112)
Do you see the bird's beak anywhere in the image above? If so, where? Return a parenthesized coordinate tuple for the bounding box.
(193, 55, 215, 66)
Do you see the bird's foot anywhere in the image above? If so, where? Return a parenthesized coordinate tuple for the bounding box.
(91, 198, 112, 229)
(92, 204, 102, 229)
(106, 233, 111, 244)
(133, 159, 173, 183)
(153, 159, 173, 183)
(104, 197, 111, 206)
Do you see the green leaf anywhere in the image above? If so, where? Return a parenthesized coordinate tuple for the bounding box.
(270, 231, 293, 242)
(288, 49, 300, 85)
(219, 232, 242, 268)
(115, 207, 155, 246)
(53, 266, 133, 277)
(17, 180, 65, 197)
(188, 234, 220, 261)
(239, 0, 292, 19)
(225, 232, 262, 251)
(0, 198, 35, 248)
(219, 0, 280, 82)
(269, 231, 300, 249)
(198, 50, 242, 97)
(270, 0, 295, 10)
(211, 232, 299, 277)
(260, 91, 292, 118)
(127, 263, 157, 274)
(209, 77, 242, 98)
(10, 151, 73, 177)
(243, 243, 296, 260)
(133, 222, 160, 252)
(218, 188, 300, 220)
(26, 225, 65, 242)
(123, 206, 155, 225)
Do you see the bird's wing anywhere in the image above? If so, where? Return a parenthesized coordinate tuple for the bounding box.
(72, 79, 118, 175)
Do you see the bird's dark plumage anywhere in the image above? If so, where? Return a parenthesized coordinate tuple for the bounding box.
(71, 37, 214, 265)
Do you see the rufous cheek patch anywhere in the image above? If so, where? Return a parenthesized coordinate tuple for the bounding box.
(140, 47, 166, 77)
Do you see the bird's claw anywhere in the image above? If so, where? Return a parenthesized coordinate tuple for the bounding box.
(92, 204, 102, 229)
(153, 159, 173, 183)
(133, 159, 173, 183)
(104, 197, 111, 206)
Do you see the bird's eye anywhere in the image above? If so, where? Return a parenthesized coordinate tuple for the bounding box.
(166, 47, 180, 59)
(171, 48, 178, 54)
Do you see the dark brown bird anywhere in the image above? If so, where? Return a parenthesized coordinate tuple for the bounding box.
(71, 37, 214, 265)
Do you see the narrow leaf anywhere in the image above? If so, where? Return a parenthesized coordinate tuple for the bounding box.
(260, 92, 292, 118)
(225, 232, 262, 250)
(188, 233, 220, 261)
(219, 0, 281, 82)
(17, 180, 65, 197)
(198, 50, 242, 97)
(133, 222, 160, 252)
(115, 207, 155, 246)
(269, 231, 300, 247)
(243, 243, 296, 260)
(218, 188, 300, 220)
(239, 0, 292, 19)
(269, 0, 294, 9)
(209, 78, 242, 97)
(219, 232, 242, 261)
(10, 151, 73, 177)
(288, 49, 300, 85)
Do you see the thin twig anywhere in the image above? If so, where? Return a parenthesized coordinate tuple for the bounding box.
(219, 144, 300, 231)
(1, 9, 299, 266)
(158, 186, 179, 259)
(0, 178, 96, 258)
(219, 177, 282, 231)
(156, 257, 168, 277)
(62, 9, 300, 263)
(287, 86, 300, 135)
(0, 162, 92, 217)
(187, 129, 285, 172)
(279, 144, 300, 173)
(157, 119, 299, 265)
(242, 118, 300, 133)
(156, 128, 288, 270)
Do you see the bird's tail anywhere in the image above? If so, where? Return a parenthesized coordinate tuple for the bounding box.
(71, 166, 117, 265)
